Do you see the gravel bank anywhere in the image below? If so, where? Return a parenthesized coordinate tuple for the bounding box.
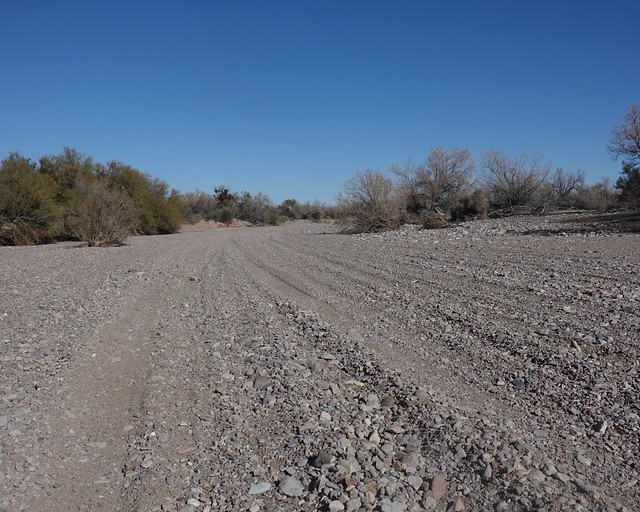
(1, 213, 638, 511)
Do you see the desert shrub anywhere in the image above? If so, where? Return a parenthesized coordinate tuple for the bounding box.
(69, 181, 137, 246)
(481, 150, 550, 210)
(616, 163, 640, 206)
(422, 211, 449, 229)
(339, 169, 400, 232)
(549, 168, 585, 207)
(450, 189, 488, 221)
(106, 161, 184, 234)
(392, 147, 475, 215)
(237, 192, 277, 225)
(217, 207, 234, 225)
(268, 211, 283, 225)
(182, 190, 218, 222)
(0, 153, 61, 245)
(280, 198, 300, 219)
(189, 212, 203, 224)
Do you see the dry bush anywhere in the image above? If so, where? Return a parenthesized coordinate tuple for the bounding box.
(0, 221, 45, 246)
(422, 211, 449, 229)
(450, 189, 488, 221)
(481, 150, 550, 209)
(392, 147, 475, 214)
(69, 182, 137, 247)
(340, 169, 400, 232)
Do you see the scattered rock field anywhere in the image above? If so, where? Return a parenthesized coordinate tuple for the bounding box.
(0, 212, 638, 511)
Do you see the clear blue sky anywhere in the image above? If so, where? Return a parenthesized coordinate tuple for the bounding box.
(1, 1, 638, 204)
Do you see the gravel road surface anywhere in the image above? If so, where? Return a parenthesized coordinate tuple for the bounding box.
(1, 215, 638, 511)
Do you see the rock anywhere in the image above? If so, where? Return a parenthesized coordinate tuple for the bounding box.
(313, 450, 333, 467)
(329, 500, 345, 511)
(379, 498, 406, 512)
(429, 474, 447, 501)
(249, 482, 271, 495)
(254, 375, 274, 390)
(278, 476, 305, 497)
(407, 475, 423, 490)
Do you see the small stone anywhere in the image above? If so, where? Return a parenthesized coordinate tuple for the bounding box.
(346, 497, 362, 512)
(380, 395, 396, 407)
(576, 454, 591, 466)
(402, 451, 421, 468)
(494, 501, 509, 512)
(140, 459, 154, 469)
(449, 498, 465, 511)
(574, 479, 597, 494)
(187, 498, 201, 507)
(329, 500, 345, 511)
(407, 475, 423, 490)
(249, 482, 271, 495)
(254, 375, 274, 390)
(414, 387, 430, 400)
(593, 420, 608, 434)
(278, 476, 304, 497)
(313, 450, 333, 467)
(430, 474, 447, 501)
(380, 498, 406, 512)
(482, 465, 493, 483)
(510, 378, 525, 389)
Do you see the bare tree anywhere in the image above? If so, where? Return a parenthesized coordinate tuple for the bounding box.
(391, 147, 475, 214)
(481, 150, 551, 209)
(608, 104, 640, 167)
(551, 168, 585, 203)
(423, 146, 475, 211)
(390, 159, 422, 213)
(340, 169, 398, 232)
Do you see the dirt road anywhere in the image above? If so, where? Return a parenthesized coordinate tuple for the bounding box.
(1, 217, 638, 511)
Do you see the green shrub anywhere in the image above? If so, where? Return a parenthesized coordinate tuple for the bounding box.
(106, 161, 184, 234)
(0, 153, 61, 245)
(218, 207, 234, 225)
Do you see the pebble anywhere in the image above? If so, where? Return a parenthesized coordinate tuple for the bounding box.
(249, 482, 271, 495)
(278, 476, 304, 497)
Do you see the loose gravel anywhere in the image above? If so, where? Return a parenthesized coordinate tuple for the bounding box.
(0, 212, 638, 511)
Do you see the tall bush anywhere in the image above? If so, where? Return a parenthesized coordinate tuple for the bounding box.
(0, 153, 61, 245)
(69, 181, 137, 246)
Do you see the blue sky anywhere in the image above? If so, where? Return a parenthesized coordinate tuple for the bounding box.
(1, 1, 638, 204)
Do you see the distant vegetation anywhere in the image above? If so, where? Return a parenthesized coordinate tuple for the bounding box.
(2, 104, 638, 244)
(0, 148, 183, 246)
(181, 186, 341, 227)
(0, 148, 340, 246)
(340, 104, 640, 232)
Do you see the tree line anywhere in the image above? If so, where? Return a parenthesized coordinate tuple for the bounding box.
(1, 105, 638, 244)
(340, 104, 640, 232)
(0, 148, 339, 246)
(0, 148, 184, 246)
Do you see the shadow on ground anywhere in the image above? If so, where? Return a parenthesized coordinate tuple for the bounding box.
(521, 210, 640, 236)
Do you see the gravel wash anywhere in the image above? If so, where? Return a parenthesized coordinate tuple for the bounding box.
(0, 214, 638, 512)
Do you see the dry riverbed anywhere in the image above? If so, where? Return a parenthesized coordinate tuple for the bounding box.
(0, 214, 638, 511)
